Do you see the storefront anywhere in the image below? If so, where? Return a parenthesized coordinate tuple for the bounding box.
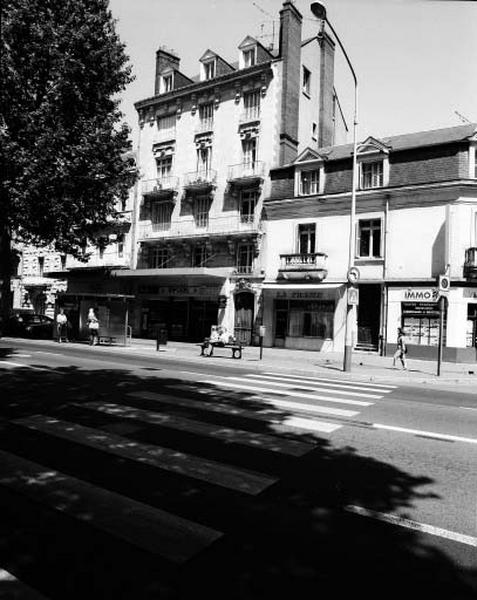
(262, 283, 346, 351)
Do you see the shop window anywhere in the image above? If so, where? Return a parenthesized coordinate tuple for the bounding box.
(401, 301, 445, 346)
(288, 300, 334, 338)
(466, 303, 477, 347)
(298, 223, 316, 254)
(360, 161, 383, 189)
(299, 170, 320, 195)
(357, 219, 381, 258)
(240, 190, 258, 223)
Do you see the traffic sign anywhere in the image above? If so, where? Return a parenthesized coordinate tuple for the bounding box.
(347, 267, 360, 285)
(437, 274, 450, 296)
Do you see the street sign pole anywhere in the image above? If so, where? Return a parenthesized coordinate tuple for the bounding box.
(437, 295, 445, 377)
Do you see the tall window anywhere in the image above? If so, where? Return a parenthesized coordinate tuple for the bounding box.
(199, 103, 214, 130)
(204, 60, 215, 80)
(38, 256, 44, 277)
(149, 246, 169, 268)
(117, 234, 125, 258)
(243, 90, 260, 120)
(157, 114, 176, 138)
(162, 74, 173, 93)
(194, 196, 210, 229)
(298, 223, 316, 255)
(193, 244, 209, 267)
(299, 170, 320, 195)
(357, 219, 381, 258)
(151, 201, 172, 231)
(242, 138, 257, 166)
(156, 155, 173, 179)
(302, 66, 311, 96)
(243, 48, 256, 68)
(361, 161, 383, 189)
(237, 243, 254, 274)
(240, 190, 258, 224)
(197, 146, 212, 174)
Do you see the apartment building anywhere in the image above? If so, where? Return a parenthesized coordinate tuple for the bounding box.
(120, 1, 347, 343)
(262, 123, 477, 362)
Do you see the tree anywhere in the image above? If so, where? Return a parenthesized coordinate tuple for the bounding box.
(0, 0, 138, 317)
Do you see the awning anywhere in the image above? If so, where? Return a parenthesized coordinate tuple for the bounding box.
(112, 267, 233, 280)
(262, 282, 344, 290)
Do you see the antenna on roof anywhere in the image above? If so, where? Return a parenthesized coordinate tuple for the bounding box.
(454, 110, 471, 124)
(252, 1, 276, 51)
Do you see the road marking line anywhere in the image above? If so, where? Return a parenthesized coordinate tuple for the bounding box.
(0, 448, 222, 563)
(15, 414, 277, 495)
(0, 360, 48, 371)
(13, 353, 32, 357)
(35, 351, 63, 356)
(245, 374, 383, 399)
(206, 379, 372, 407)
(0, 568, 48, 599)
(345, 505, 477, 547)
(460, 406, 477, 411)
(282, 417, 341, 433)
(265, 371, 396, 390)
(373, 423, 477, 445)
(79, 401, 315, 457)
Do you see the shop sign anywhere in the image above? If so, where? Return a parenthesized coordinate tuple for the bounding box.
(401, 288, 438, 303)
(401, 302, 440, 317)
(138, 285, 218, 298)
(463, 289, 477, 299)
(276, 290, 332, 300)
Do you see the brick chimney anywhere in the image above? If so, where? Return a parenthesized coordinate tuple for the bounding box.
(155, 47, 180, 95)
(278, 1, 303, 166)
(318, 32, 336, 147)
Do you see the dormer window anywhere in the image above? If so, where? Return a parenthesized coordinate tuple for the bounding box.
(361, 161, 383, 189)
(203, 60, 215, 80)
(299, 170, 320, 195)
(162, 74, 173, 93)
(243, 48, 256, 68)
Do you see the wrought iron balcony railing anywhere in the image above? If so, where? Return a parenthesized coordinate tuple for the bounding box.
(227, 161, 265, 183)
(183, 169, 217, 189)
(142, 176, 179, 196)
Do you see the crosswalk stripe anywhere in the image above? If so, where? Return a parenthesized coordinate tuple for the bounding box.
(77, 401, 315, 457)
(264, 371, 396, 391)
(249, 374, 390, 395)
(128, 391, 350, 432)
(0, 449, 222, 564)
(237, 375, 383, 399)
(205, 380, 372, 407)
(281, 417, 341, 433)
(14, 415, 277, 495)
(0, 568, 49, 599)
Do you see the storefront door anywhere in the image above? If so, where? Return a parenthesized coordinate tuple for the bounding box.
(357, 284, 381, 351)
(234, 292, 254, 345)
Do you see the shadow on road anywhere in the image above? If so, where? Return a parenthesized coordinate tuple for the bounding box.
(0, 363, 475, 599)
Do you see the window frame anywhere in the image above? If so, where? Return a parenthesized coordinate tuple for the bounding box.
(356, 217, 383, 259)
(239, 190, 258, 224)
(149, 245, 169, 269)
(243, 90, 261, 121)
(243, 48, 256, 68)
(297, 223, 316, 255)
(295, 162, 325, 196)
(299, 169, 320, 196)
(302, 66, 311, 97)
(360, 160, 384, 189)
(162, 74, 173, 93)
(236, 243, 255, 274)
(203, 59, 216, 80)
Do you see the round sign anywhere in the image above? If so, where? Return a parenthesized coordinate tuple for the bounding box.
(347, 266, 360, 284)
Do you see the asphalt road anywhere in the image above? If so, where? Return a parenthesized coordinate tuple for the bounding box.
(0, 338, 476, 599)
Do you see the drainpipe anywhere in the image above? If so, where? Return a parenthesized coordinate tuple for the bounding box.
(381, 195, 390, 356)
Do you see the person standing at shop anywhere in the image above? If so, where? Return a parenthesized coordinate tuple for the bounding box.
(393, 327, 408, 370)
(87, 308, 100, 346)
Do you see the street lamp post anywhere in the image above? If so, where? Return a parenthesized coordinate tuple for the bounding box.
(310, 2, 358, 372)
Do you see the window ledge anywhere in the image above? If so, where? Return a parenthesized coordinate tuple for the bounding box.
(355, 257, 384, 265)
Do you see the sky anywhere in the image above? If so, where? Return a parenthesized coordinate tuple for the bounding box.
(108, 0, 477, 148)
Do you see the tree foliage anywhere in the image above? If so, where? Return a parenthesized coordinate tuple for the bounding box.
(0, 0, 137, 257)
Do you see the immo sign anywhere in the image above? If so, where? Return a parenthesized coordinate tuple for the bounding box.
(402, 288, 438, 302)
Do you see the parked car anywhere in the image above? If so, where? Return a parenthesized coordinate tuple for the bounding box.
(4, 313, 54, 339)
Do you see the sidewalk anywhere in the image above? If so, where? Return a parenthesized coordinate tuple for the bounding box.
(3, 335, 477, 391)
(116, 338, 477, 390)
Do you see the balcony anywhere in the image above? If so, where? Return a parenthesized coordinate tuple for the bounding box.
(464, 247, 477, 279)
(227, 161, 265, 186)
(142, 176, 179, 198)
(137, 214, 261, 241)
(183, 169, 217, 191)
(277, 253, 328, 282)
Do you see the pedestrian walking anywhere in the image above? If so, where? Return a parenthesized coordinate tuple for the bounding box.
(87, 308, 99, 346)
(393, 327, 408, 369)
(56, 308, 68, 342)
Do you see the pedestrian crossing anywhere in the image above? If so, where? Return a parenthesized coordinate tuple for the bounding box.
(0, 370, 396, 598)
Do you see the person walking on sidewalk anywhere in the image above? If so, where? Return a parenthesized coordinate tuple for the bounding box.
(56, 308, 68, 342)
(87, 308, 99, 346)
(393, 327, 408, 369)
